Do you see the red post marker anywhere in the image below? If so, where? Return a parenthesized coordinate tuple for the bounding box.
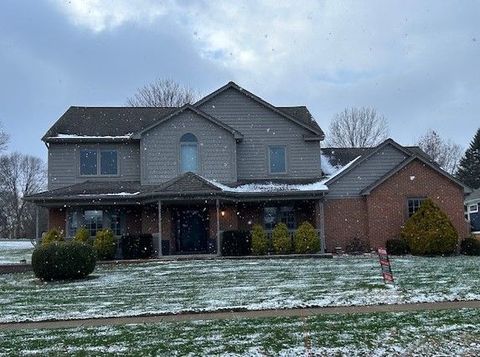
(378, 248, 394, 284)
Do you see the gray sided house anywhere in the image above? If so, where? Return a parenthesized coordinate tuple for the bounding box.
(28, 82, 327, 255)
(27, 81, 471, 255)
(465, 189, 480, 233)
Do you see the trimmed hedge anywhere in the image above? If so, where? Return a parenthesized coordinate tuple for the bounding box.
(386, 238, 410, 255)
(94, 229, 117, 260)
(251, 224, 269, 255)
(460, 237, 480, 256)
(32, 241, 96, 281)
(401, 198, 458, 256)
(222, 230, 251, 256)
(272, 223, 291, 254)
(42, 228, 64, 246)
(74, 227, 90, 244)
(293, 221, 319, 254)
(120, 234, 154, 259)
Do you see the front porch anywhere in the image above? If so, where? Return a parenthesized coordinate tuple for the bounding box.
(53, 198, 326, 257)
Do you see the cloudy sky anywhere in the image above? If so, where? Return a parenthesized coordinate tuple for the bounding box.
(1, 0, 479, 160)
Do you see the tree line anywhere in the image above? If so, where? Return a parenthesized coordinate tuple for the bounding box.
(0, 130, 47, 239)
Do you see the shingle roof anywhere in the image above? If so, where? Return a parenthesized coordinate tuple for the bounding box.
(277, 106, 323, 135)
(44, 104, 322, 141)
(466, 188, 480, 202)
(321, 145, 434, 168)
(42, 107, 177, 140)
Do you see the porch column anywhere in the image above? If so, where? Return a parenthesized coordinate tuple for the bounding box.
(316, 200, 326, 254)
(35, 205, 40, 244)
(157, 200, 163, 257)
(216, 199, 221, 256)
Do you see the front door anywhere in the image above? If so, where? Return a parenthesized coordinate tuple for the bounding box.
(175, 209, 208, 253)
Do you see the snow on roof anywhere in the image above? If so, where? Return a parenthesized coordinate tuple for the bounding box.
(204, 178, 328, 193)
(321, 154, 341, 175)
(53, 133, 133, 139)
(203, 156, 361, 193)
(78, 192, 140, 197)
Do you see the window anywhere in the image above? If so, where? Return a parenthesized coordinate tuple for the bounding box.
(264, 206, 296, 230)
(469, 204, 479, 213)
(269, 146, 286, 173)
(407, 198, 425, 217)
(110, 213, 122, 236)
(100, 150, 118, 175)
(180, 133, 198, 173)
(80, 149, 118, 176)
(80, 150, 97, 175)
(67, 211, 79, 237)
(84, 210, 103, 237)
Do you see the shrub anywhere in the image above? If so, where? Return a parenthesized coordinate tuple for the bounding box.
(94, 229, 117, 260)
(32, 241, 96, 281)
(272, 223, 291, 254)
(221, 230, 251, 256)
(460, 237, 480, 256)
(386, 238, 410, 255)
(41, 228, 64, 246)
(74, 227, 90, 244)
(120, 234, 154, 259)
(251, 224, 269, 255)
(400, 198, 458, 256)
(293, 221, 320, 254)
(345, 237, 370, 254)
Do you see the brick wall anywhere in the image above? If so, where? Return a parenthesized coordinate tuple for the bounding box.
(323, 159, 469, 252)
(366, 159, 469, 248)
(324, 198, 368, 252)
(48, 208, 66, 233)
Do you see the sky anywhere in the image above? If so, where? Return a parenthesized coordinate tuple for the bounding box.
(0, 0, 479, 161)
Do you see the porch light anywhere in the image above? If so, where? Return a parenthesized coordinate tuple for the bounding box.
(221, 210, 225, 216)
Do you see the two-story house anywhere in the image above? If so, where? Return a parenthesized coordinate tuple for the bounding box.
(27, 81, 470, 255)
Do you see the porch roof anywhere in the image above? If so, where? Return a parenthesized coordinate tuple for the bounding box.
(25, 173, 328, 205)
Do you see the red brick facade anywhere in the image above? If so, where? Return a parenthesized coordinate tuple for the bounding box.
(324, 159, 469, 252)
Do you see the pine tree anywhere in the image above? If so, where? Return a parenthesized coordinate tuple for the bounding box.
(456, 128, 480, 189)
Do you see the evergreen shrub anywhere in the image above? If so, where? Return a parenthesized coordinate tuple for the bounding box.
(251, 224, 269, 255)
(386, 238, 410, 255)
(41, 228, 64, 246)
(272, 223, 291, 254)
(94, 229, 117, 260)
(293, 221, 320, 254)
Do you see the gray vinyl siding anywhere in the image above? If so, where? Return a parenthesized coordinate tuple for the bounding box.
(48, 142, 140, 190)
(326, 144, 409, 198)
(198, 88, 321, 180)
(141, 110, 237, 184)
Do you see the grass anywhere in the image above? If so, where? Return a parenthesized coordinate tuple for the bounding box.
(1, 256, 479, 323)
(0, 240, 34, 264)
(1, 308, 479, 356)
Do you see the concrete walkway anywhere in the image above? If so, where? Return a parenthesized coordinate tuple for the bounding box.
(1, 300, 479, 331)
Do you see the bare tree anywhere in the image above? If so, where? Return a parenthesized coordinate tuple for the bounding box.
(0, 153, 46, 238)
(326, 107, 389, 147)
(0, 121, 9, 152)
(416, 129, 463, 174)
(127, 78, 199, 107)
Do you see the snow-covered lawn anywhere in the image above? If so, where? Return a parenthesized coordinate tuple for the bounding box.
(1, 256, 479, 323)
(0, 240, 34, 264)
(1, 308, 479, 356)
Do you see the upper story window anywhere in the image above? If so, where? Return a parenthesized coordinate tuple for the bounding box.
(269, 145, 287, 174)
(180, 133, 198, 173)
(80, 149, 118, 176)
(407, 198, 425, 217)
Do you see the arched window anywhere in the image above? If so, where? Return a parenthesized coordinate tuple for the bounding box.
(180, 133, 198, 173)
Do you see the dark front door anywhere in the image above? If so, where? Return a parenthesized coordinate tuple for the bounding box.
(175, 209, 208, 253)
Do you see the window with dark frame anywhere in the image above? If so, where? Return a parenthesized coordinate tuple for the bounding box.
(263, 206, 296, 230)
(110, 213, 122, 236)
(80, 149, 118, 176)
(407, 198, 425, 217)
(269, 146, 286, 173)
(67, 211, 78, 237)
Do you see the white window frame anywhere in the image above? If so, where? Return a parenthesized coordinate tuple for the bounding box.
(469, 204, 479, 214)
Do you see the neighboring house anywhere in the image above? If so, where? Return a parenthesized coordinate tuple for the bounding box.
(26, 81, 471, 255)
(465, 189, 480, 234)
